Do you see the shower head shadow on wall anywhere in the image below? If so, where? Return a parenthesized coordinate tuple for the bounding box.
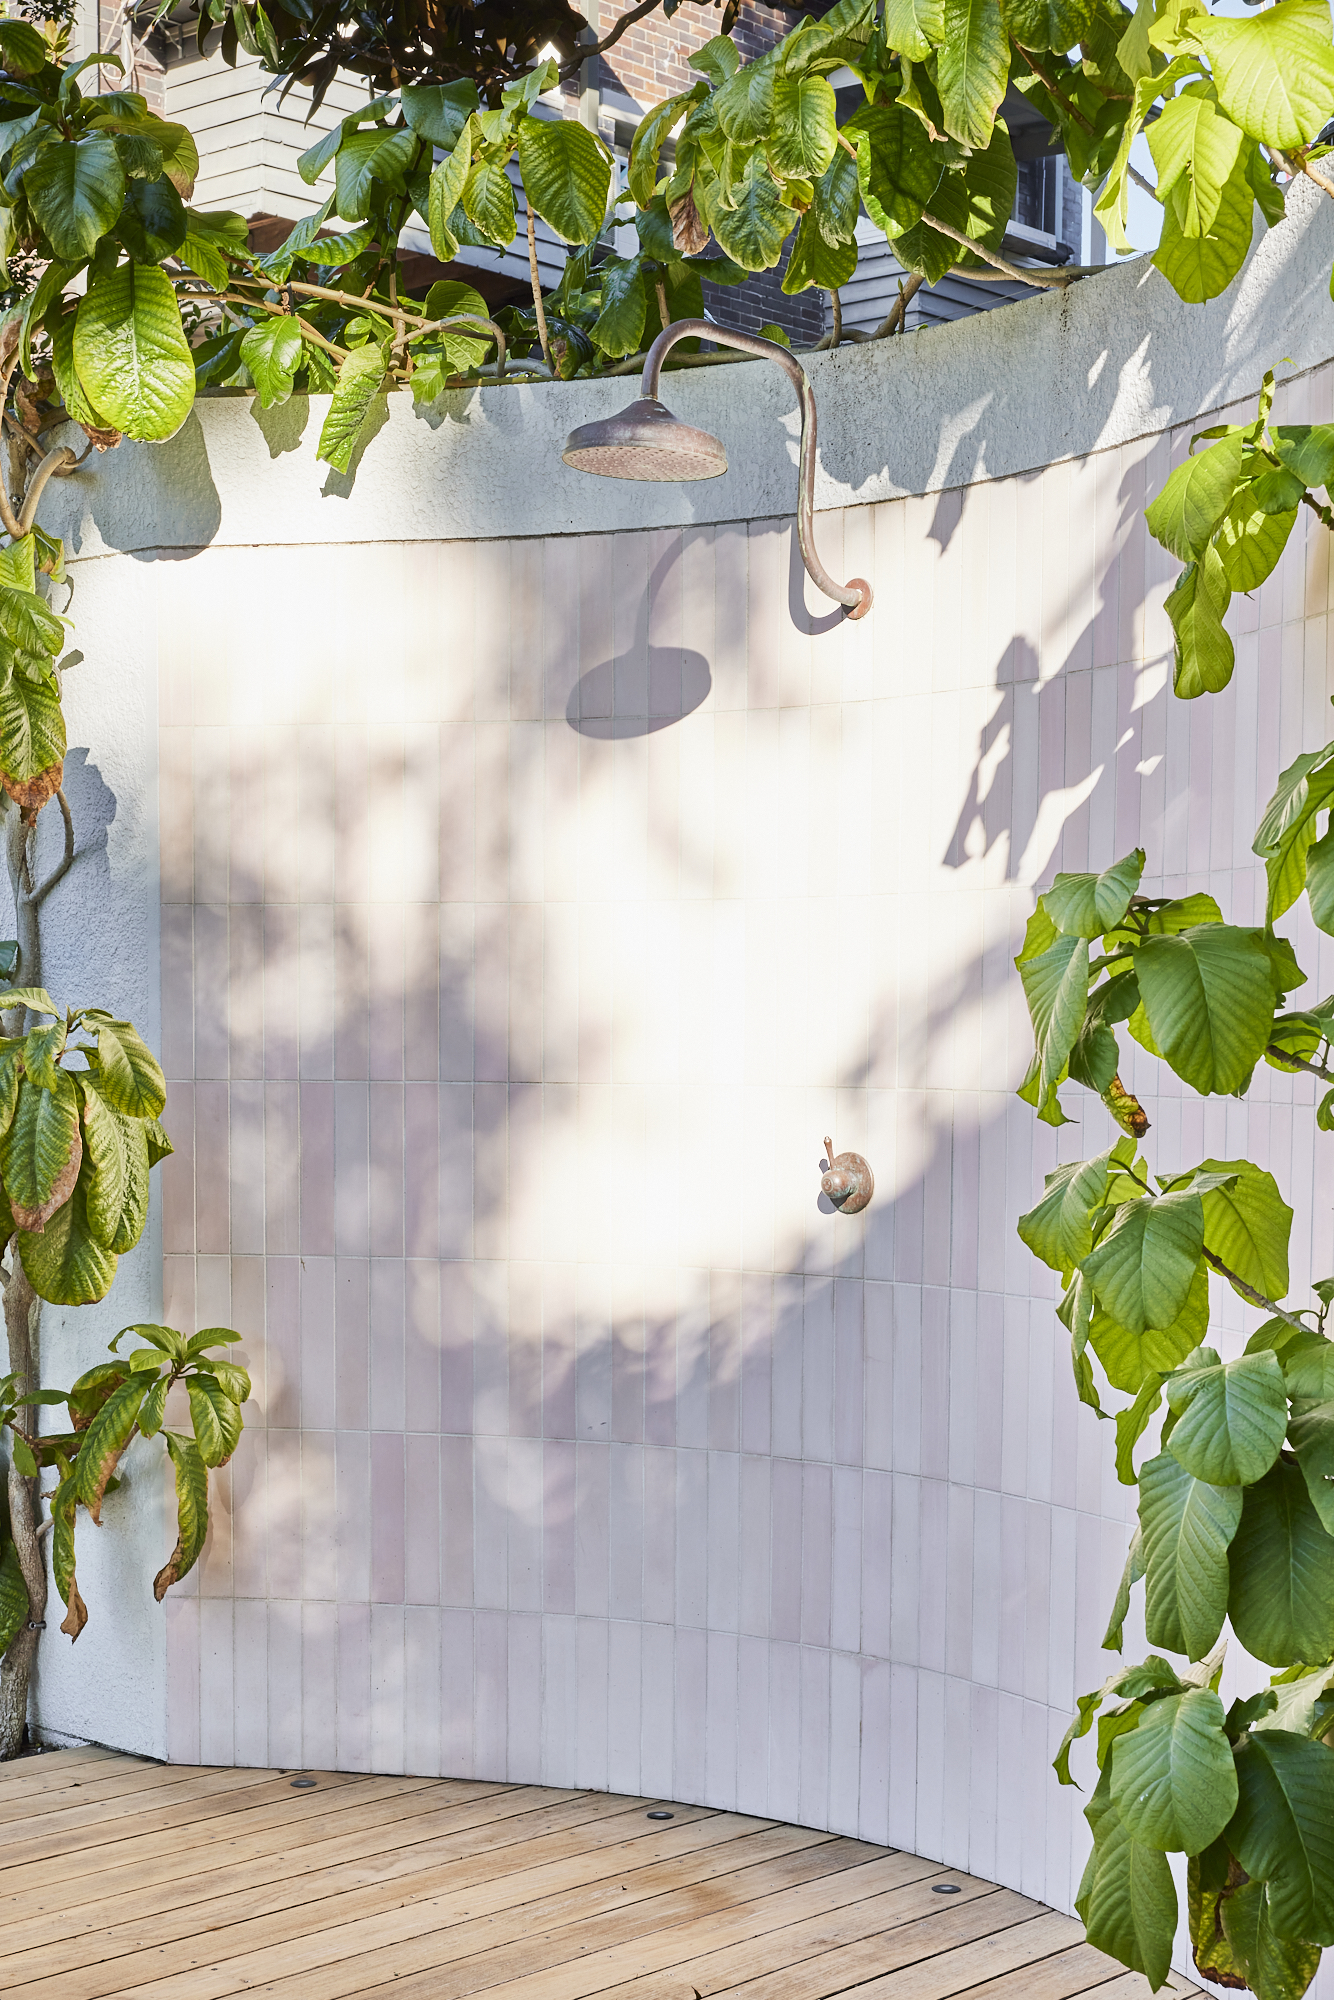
(566, 648, 712, 739)
(562, 321, 872, 622)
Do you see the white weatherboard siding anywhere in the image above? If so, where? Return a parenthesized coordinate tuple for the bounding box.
(165, 47, 366, 218)
(27, 180, 1334, 1998)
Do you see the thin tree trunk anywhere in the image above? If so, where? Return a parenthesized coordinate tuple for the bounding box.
(0, 804, 42, 1757)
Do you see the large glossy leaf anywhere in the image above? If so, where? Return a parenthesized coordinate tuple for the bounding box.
(845, 99, 941, 237)
(25, 136, 125, 260)
(1018, 1143, 1128, 1274)
(937, 0, 1009, 149)
(1017, 930, 1088, 1116)
(1229, 1460, 1334, 1667)
(426, 126, 472, 262)
(1148, 89, 1246, 239)
(883, 0, 944, 58)
(73, 262, 195, 442)
(1090, 1256, 1210, 1394)
(781, 209, 858, 292)
(0, 663, 65, 801)
(73, 1371, 146, 1522)
(628, 84, 707, 207)
(1228, 1730, 1334, 1944)
(768, 72, 838, 178)
(2, 1073, 80, 1219)
(1189, 1157, 1292, 1302)
(239, 317, 303, 409)
(1110, 1687, 1237, 1854)
(1076, 1779, 1177, 1992)
(1154, 162, 1256, 306)
(118, 172, 187, 263)
(153, 1430, 210, 1598)
(713, 51, 778, 142)
(1140, 1449, 1242, 1660)
(1146, 432, 1245, 561)
(400, 79, 478, 149)
(1272, 424, 1334, 491)
(708, 150, 791, 271)
(517, 116, 611, 246)
(188, 1373, 243, 1468)
(1044, 851, 1145, 940)
(1289, 1401, 1334, 1538)
(1254, 742, 1334, 922)
(1166, 1349, 1288, 1486)
(17, 1173, 117, 1307)
(1133, 925, 1276, 1094)
(1197, 0, 1334, 149)
(1218, 1878, 1323, 2000)
(460, 157, 515, 246)
(0, 1537, 27, 1655)
(1216, 490, 1298, 592)
(1083, 1192, 1203, 1336)
(315, 343, 385, 475)
(1000, 0, 1091, 49)
(86, 1017, 166, 1120)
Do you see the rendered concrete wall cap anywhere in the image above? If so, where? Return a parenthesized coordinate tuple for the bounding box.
(37, 177, 1334, 560)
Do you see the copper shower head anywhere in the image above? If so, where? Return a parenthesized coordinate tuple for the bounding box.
(561, 397, 729, 482)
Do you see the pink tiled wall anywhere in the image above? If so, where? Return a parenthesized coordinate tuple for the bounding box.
(154, 357, 1334, 1920)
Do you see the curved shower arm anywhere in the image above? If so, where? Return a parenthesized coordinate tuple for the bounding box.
(641, 319, 872, 620)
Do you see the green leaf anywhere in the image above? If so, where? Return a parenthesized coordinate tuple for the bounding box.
(73, 1371, 146, 1522)
(138, 1377, 168, 1439)
(1045, 850, 1146, 940)
(17, 1173, 117, 1307)
(1154, 160, 1256, 306)
(0, 666, 64, 800)
(1192, 1157, 1292, 1302)
(937, 0, 1008, 149)
(119, 1322, 186, 1362)
(1140, 1450, 1242, 1661)
(1076, 1784, 1177, 1991)
(590, 257, 647, 358)
(1228, 1729, 1334, 1944)
(1084, 1192, 1204, 1336)
(73, 261, 195, 442)
(1218, 1878, 1323, 2000)
(1197, 0, 1334, 150)
(1019, 1142, 1132, 1275)
(1166, 1349, 1289, 1486)
(144, 1116, 173, 1168)
(207, 1358, 251, 1404)
(118, 172, 187, 263)
(1116, 1378, 1165, 1486)
(89, 1017, 166, 1120)
(629, 84, 708, 207)
(1110, 1686, 1237, 1853)
(1148, 88, 1246, 239)
(239, 317, 303, 409)
(768, 73, 839, 179)
(1289, 1401, 1334, 1539)
(461, 157, 516, 246)
(315, 343, 385, 476)
(1104, 1528, 1147, 1650)
(517, 115, 610, 246)
(707, 149, 792, 272)
(401, 80, 478, 149)
(1216, 490, 1297, 593)
(2, 1073, 80, 1219)
(153, 1430, 209, 1598)
(1146, 431, 1245, 561)
(883, 0, 945, 56)
(48, 1469, 85, 1639)
(25, 136, 126, 261)
(1091, 1260, 1211, 1394)
(1133, 925, 1276, 1095)
(188, 1374, 243, 1467)
(1017, 930, 1089, 1117)
(1229, 1460, 1334, 1668)
(0, 18, 50, 72)
(426, 123, 473, 261)
(690, 34, 739, 85)
(0, 1537, 27, 1656)
(1272, 424, 1334, 491)
(845, 98, 942, 241)
(1001, 0, 1091, 50)
(183, 1325, 242, 1360)
(713, 51, 778, 143)
(1255, 742, 1334, 923)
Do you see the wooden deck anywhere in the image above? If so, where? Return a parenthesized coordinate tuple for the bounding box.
(0, 1746, 1204, 1999)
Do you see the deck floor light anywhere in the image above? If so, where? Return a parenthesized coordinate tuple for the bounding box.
(562, 320, 872, 620)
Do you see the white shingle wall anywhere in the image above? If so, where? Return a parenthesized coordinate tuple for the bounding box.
(25, 181, 1334, 1996)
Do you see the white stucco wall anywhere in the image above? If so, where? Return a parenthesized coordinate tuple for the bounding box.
(21, 176, 1334, 1996)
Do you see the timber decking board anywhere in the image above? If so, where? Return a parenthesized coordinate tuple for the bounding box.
(3, 1750, 1204, 2000)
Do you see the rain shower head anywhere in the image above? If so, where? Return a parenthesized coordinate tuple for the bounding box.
(560, 397, 728, 482)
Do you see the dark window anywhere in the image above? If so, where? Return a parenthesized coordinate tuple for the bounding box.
(1013, 155, 1059, 235)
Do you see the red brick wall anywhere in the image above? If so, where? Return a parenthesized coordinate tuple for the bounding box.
(594, 0, 800, 110)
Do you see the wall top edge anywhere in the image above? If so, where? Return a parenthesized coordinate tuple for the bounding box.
(38, 180, 1334, 561)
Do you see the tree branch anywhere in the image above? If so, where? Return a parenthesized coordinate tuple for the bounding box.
(919, 211, 1072, 289)
(526, 205, 551, 368)
(1285, 149, 1334, 201)
(1201, 1246, 1308, 1328)
(29, 790, 73, 910)
(17, 447, 77, 536)
(0, 340, 28, 544)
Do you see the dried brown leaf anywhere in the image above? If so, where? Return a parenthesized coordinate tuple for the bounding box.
(669, 186, 709, 256)
(3, 762, 63, 824)
(59, 1578, 87, 1641)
